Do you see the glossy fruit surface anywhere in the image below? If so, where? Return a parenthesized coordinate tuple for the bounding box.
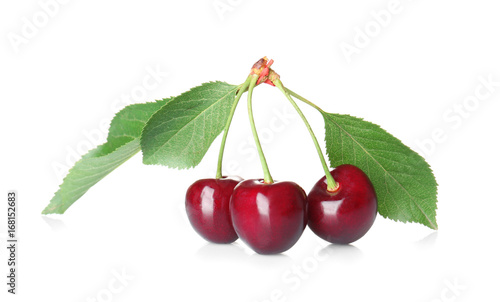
(308, 164, 377, 244)
(185, 177, 241, 244)
(230, 179, 307, 254)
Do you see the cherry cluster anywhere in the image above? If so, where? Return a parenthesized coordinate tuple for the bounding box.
(185, 58, 378, 255)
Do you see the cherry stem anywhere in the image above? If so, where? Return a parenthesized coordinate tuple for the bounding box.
(247, 74, 274, 184)
(216, 75, 253, 179)
(274, 79, 337, 191)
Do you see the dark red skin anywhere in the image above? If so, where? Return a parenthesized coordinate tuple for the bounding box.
(230, 179, 307, 255)
(308, 165, 377, 244)
(185, 177, 241, 244)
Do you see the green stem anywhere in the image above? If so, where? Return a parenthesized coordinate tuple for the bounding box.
(285, 88, 325, 113)
(216, 76, 252, 179)
(275, 80, 337, 191)
(248, 74, 274, 184)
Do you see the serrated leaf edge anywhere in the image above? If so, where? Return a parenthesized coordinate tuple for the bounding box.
(322, 112, 438, 230)
(140, 81, 238, 168)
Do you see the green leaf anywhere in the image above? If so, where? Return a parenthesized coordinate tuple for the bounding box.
(42, 98, 171, 214)
(322, 113, 438, 229)
(141, 81, 239, 168)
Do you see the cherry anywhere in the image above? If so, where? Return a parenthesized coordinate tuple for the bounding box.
(307, 164, 377, 244)
(185, 177, 242, 244)
(230, 179, 307, 254)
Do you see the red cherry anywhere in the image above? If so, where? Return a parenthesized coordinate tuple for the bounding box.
(185, 177, 241, 244)
(230, 179, 307, 254)
(308, 164, 377, 244)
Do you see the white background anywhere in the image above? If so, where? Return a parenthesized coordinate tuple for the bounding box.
(1, 1, 500, 301)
